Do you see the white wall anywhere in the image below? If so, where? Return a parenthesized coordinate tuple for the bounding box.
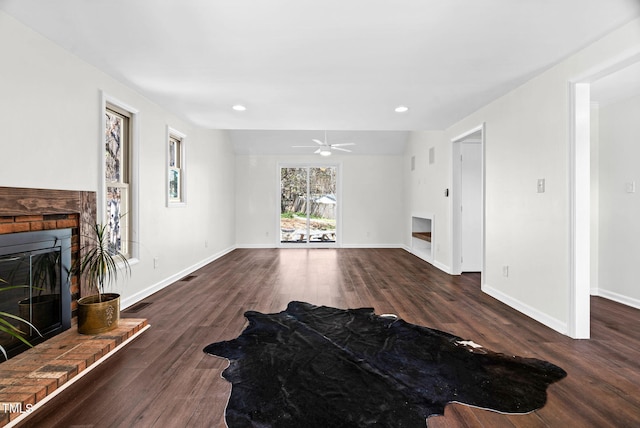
(403, 131, 450, 270)
(590, 104, 600, 293)
(596, 94, 640, 307)
(235, 154, 404, 248)
(438, 17, 640, 334)
(0, 11, 236, 307)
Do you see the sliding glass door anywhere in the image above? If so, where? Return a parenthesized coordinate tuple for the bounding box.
(280, 166, 338, 246)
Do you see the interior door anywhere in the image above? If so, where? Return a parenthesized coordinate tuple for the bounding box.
(280, 166, 337, 246)
(460, 142, 483, 271)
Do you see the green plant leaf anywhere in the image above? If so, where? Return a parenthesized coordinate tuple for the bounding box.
(70, 223, 131, 300)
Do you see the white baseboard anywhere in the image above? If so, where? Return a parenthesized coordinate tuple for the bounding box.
(401, 247, 452, 274)
(593, 288, 640, 310)
(236, 243, 276, 248)
(237, 243, 406, 249)
(340, 244, 404, 249)
(120, 246, 235, 310)
(432, 260, 452, 274)
(481, 283, 568, 335)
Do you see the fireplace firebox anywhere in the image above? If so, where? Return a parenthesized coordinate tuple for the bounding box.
(0, 229, 72, 359)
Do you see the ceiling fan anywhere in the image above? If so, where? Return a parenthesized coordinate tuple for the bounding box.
(292, 132, 355, 156)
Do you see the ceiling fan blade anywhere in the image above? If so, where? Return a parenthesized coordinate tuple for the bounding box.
(312, 139, 325, 145)
(314, 148, 322, 154)
(292, 145, 319, 148)
(331, 143, 355, 147)
(332, 147, 352, 152)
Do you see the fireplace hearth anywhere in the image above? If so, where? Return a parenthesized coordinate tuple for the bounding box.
(0, 229, 72, 358)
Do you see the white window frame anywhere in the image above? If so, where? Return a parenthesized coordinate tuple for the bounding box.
(100, 91, 139, 264)
(167, 126, 187, 207)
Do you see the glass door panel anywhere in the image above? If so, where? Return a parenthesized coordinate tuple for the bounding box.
(308, 167, 336, 243)
(280, 167, 309, 243)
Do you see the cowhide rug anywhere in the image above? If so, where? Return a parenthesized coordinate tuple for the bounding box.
(204, 301, 566, 427)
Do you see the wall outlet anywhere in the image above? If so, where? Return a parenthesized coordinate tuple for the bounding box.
(153, 257, 159, 269)
(204, 240, 208, 248)
(625, 181, 636, 193)
(537, 178, 545, 193)
(503, 265, 509, 277)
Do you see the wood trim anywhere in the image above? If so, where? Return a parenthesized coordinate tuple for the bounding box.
(411, 231, 432, 242)
(0, 187, 84, 216)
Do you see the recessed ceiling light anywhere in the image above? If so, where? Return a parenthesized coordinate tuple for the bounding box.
(232, 104, 246, 111)
(394, 105, 409, 113)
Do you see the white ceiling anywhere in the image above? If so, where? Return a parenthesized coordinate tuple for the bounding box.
(591, 61, 640, 106)
(2, 0, 639, 154)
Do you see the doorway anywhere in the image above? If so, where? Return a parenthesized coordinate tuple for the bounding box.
(279, 165, 339, 247)
(570, 53, 640, 339)
(452, 125, 484, 275)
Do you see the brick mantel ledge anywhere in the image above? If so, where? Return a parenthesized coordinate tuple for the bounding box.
(0, 318, 149, 427)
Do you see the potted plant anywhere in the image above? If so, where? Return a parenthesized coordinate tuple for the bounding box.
(72, 223, 130, 334)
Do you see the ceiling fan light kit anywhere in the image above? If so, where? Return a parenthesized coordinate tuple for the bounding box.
(293, 131, 356, 156)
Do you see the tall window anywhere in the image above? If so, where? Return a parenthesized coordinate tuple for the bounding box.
(167, 127, 186, 206)
(105, 105, 131, 257)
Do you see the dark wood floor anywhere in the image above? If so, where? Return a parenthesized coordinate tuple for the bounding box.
(19, 248, 640, 427)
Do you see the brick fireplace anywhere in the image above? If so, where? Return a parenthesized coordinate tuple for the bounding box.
(0, 189, 149, 426)
(0, 187, 97, 322)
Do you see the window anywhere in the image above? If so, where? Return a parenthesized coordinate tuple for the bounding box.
(102, 94, 138, 261)
(167, 127, 186, 206)
(105, 106, 130, 256)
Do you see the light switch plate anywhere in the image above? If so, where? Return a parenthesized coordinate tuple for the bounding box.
(537, 178, 545, 193)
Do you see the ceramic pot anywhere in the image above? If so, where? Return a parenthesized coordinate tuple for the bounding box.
(77, 293, 120, 334)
